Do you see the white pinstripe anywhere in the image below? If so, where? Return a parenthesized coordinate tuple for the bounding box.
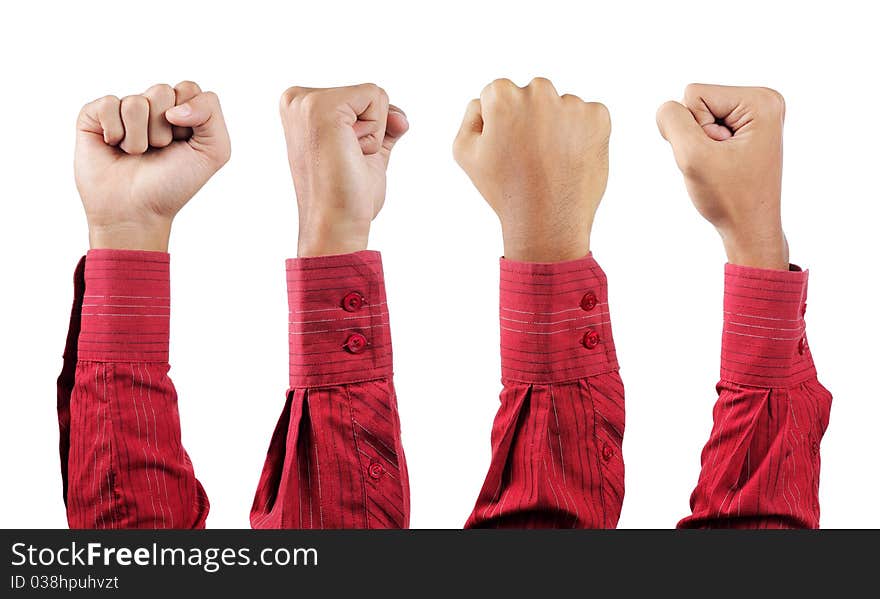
(501, 321, 611, 335)
(289, 311, 388, 325)
(288, 322, 389, 335)
(724, 311, 802, 322)
(726, 320, 804, 332)
(294, 301, 387, 314)
(723, 329, 804, 341)
(500, 311, 610, 326)
(501, 303, 607, 316)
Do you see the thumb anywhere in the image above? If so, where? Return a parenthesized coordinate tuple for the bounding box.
(656, 100, 705, 148)
(165, 91, 231, 165)
(379, 104, 410, 166)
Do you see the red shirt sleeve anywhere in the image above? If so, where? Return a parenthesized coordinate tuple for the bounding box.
(57, 250, 208, 529)
(465, 254, 625, 528)
(678, 264, 832, 529)
(250, 250, 409, 529)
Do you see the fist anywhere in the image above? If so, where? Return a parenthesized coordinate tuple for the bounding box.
(656, 84, 788, 269)
(453, 77, 610, 263)
(75, 81, 231, 251)
(279, 84, 409, 257)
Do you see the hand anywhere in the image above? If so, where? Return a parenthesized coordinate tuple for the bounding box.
(656, 84, 789, 270)
(453, 77, 610, 263)
(75, 81, 231, 252)
(279, 84, 409, 257)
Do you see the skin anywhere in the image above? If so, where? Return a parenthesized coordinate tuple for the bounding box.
(656, 84, 790, 270)
(453, 77, 611, 263)
(279, 84, 409, 257)
(75, 81, 231, 252)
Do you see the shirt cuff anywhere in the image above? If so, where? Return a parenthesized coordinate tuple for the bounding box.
(721, 263, 815, 387)
(287, 250, 392, 388)
(499, 253, 619, 385)
(78, 249, 171, 363)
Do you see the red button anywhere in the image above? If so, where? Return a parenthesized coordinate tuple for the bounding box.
(580, 291, 598, 312)
(798, 336, 808, 355)
(601, 443, 614, 462)
(582, 329, 600, 349)
(345, 332, 368, 354)
(342, 291, 365, 312)
(368, 462, 384, 479)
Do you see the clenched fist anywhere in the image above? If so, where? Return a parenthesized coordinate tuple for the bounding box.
(279, 84, 409, 257)
(656, 84, 789, 270)
(453, 77, 610, 263)
(75, 81, 231, 251)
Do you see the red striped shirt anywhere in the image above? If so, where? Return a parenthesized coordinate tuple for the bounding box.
(57, 251, 208, 529)
(465, 256, 624, 528)
(679, 264, 831, 528)
(250, 251, 409, 528)
(57, 251, 830, 528)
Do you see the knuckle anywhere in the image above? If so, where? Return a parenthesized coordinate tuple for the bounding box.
(759, 87, 786, 113)
(586, 103, 612, 139)
(86, 95, 118, 116)
(483, 78, 515, 97)
(279, 86, 303, 112)
(586, 101, 611, 123)
(148, 83, 175, 100)
(684, 83, 703, 97)
(481, 78, 518, 110)
(121, 95, 148, 115)
(174, 80, 202, 101)
(298, 91, 323, 117)
(528, 77, 554, 92)
(491, 78, 515, 92)
(658, 100, 679, 116)
(362, 82, 382, 96)
(362, 82, 389, 104)
(98, 94, 119, 109)
(176, 80, 200, 92)
(656, 101, 679, 130)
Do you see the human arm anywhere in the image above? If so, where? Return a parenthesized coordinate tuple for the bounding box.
(657, 84, 832, 528)
(453, 78, 625, 528)
(58, 81, 230, 528)
(250, 84, 411, 528)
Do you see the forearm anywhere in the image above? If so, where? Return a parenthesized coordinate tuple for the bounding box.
(678, 263, 832, 529)
(251, 250, 409, 529)
(58, 250, 208, 529)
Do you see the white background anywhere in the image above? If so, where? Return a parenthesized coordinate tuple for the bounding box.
(0, 0, 876, 529)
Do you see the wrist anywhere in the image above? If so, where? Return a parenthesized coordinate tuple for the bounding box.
(501, 225, 591, 263)
(719, 227, 789, 270)
(297, 217, 370, 257)
(88, 220, 171, 252)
